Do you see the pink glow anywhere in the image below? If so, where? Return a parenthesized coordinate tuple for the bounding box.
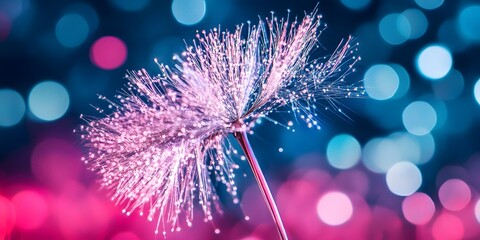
(53, 181, 110, 240)
(335, 170, 369, 197)
(0, 13, 11, 41)
(316, 191, 353, 226)
(90, 36, 127, 70)
(240, 236, 262, 240)
(31, 138, 83, 190)
(111, 231, 140, 240)
(276, 177, 323, 238)
(11, 190, 48, 230)
(370, 206, 406, 240)
(241, 184, 276, 226)
(0, 195, 15, 238)
(402, 192, 435, 225)
(476, 199, 480, 223)
(431, 213, 464, 240)
(438, 179, 471, 211)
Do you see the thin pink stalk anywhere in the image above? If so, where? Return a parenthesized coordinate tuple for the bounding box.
(234, 131, 288, 240)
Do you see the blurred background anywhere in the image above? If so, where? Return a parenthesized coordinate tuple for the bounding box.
(1, 0, 480, 239)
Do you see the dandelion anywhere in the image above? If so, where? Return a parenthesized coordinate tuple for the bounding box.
(77, 9, 362, 240)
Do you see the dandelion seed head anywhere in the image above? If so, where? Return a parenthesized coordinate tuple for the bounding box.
(78, 9, 361, 235)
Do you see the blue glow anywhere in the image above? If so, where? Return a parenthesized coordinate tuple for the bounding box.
(428, 98, 447, 129)
(386, 162, 422, 196)
(0, 89, 25, 127)
(0, 0, 27, 19)
(326, 134, 361, 169)
(340, 0, 370, 10)
(417, 133, 435, 164)
(362, 138, 403, 173)
(438, 19, 470, 53)
(402, 101, 437, 136)
(401, 9, 428, 39)
(55, 13, 89, 48)
(389, 132, 421, 164)
(416, 45, 452, 80)
(443, 99, 473, 135)
(475, 78, 480, 106)
(109, 0, 150, 12)
(28, 81, 70, 121)
(390, 64, 410, 99)
(172, 0, 206, 26)
(458, 5, 480, 42)
(364, 64, 399, 100)
(379, 13, 409, 45)
(65, 3, 99, 33)
(67, 64, 110, 112)
(151, 37, 183, 64)
(355, 23, 392, 63)
(388, 132, 435, 165)
(415, 0, 444, 10)
(432, 69, 464, 100)
(362, 131, 435, 174)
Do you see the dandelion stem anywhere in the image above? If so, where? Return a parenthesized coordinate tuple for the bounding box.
(234, 131, 288, 240)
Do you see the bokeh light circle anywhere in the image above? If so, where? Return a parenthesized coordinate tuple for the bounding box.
(109, 0, 150, 12)
(416, 133, 436, 164)
(389, 64, 410, 99)
(458, 5, 480, 42)
(379, 13, 410, 45)
(402, 192, 435, 225)
(326, 134, 361, 169)
(55, 13, 89, 48)
(364, 64, 399, 100)
(474, 78, 480, 105)
(386, 162, 422, 196)
(402, 101, 437, 136)
(416, 45, 452, 80)
(171, 0, 206, 26)
(64, 2, 99, 33)
(0, 89, 25, 127)
(316, 191, 353, 226)
(401, 9, 428, 39)
(475, 199, 480, 223)
(362, 138, 402, 173)
(11, 190, 48, 230)
(28, 81, 70, 121)
(415, 0, 444, 10)
(340, 0, 371, 10)
(90, 36, 127, 70)
(388, 132, 421, 164)
(438, 179, 471, 211)
(431, 213, 464, 240)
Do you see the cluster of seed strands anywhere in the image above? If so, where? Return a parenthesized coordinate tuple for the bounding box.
(76, 10, 363, 236)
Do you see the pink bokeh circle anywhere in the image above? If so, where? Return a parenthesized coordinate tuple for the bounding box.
(402, 192, 435, 225)
(438, 179, 471, 211)
(90, 36, 127, 70)
(431, 213, 464, 240)
(316, 191, 353, 226)
(11, 190, 48, 230)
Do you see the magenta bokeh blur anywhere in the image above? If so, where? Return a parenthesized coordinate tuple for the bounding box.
(2, 0, 480, 239)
